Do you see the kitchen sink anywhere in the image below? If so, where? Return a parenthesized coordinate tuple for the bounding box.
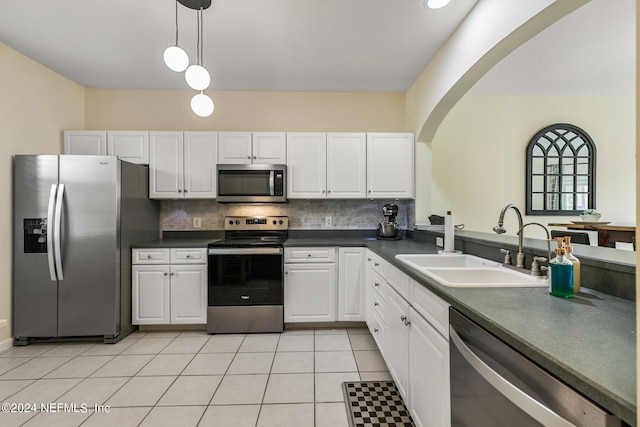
(422, 267, 548, 288)
(395, 253, 499, 269)
(395, 253, 548, 288)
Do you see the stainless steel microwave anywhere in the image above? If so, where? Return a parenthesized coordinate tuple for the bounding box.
(216, 164, 286, 203)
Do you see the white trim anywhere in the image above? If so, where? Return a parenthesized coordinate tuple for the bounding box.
(0, 337, 13, 354)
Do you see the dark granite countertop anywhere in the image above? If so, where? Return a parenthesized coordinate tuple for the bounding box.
(284, 236, 637, 425)
(131, 238, 220, 249)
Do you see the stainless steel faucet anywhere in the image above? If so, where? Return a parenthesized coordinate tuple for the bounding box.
(517, 222, 552, 276)
(493, 204, 525, 268)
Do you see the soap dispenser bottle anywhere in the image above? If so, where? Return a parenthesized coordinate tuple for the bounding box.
(549, 238, 574, 298)
(563, 237, 581, 294)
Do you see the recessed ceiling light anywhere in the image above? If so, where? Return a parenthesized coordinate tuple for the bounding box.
(426, 0, 451, 9)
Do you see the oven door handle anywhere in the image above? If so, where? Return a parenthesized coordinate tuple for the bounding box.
(208, 247, 283, 255)
(450, 327, 576, 427)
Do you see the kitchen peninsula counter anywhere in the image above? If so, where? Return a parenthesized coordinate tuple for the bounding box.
(284, 235, 637, 425)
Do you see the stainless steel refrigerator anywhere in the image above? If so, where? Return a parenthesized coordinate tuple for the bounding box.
(13, 155, 159, 344)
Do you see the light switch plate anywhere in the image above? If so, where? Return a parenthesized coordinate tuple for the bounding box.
(193, 217, 202, 228)
(325, 217, 332, 227)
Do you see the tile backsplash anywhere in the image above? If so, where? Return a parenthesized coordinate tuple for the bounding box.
(160, 199, 415, 231)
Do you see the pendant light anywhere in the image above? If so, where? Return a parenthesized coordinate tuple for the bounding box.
(185, 6, 211, 90)
(425, 0, 450, 9)
(163, 1, 189, 72)
(191, 91, 215, 117)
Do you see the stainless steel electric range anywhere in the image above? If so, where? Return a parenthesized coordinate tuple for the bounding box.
(207, 216, 287, 334)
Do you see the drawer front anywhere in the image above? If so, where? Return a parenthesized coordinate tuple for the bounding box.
(371, 286, 386, 320)
(171, 248, 207, 264)
(132, 248, 170, 264)
(370, 310, 386, 356)
(410, 279, 450, 338)
(284, 247, 336, 263)
(368, 252, 388, 277)
(387, 264, 410, 298)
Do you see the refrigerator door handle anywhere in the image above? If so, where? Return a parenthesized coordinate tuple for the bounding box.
(54, 183, 65, 280)
(47, 184, 58, 281)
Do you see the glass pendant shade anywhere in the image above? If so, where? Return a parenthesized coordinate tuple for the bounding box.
(427, 0, 450, 9)
(163, 45, 189, 72)
(185, 64, 211, 90)
(191, 93, 214, 117)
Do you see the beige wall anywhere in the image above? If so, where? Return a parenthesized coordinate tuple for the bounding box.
(85, 89, 407, 132)
(427, 93, 635, 239)
(0, 43, 85, 343)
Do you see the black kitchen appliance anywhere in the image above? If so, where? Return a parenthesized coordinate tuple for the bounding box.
(377, 203, 401, 239)
(207, 216, 287, 333)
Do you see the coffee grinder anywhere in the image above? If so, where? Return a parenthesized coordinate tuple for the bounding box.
(377, 203, 400, 239)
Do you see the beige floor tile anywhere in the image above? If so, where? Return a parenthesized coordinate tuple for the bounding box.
(59, 377, 129, 405)
(160, 337, 209, 354)
(44, 356, 113, 379)
(316, 402, 350, 427)
(200, 335, 245, 353)
(21, 408, 91, 427)
(276, 335, 314, 352)
(359, 371, 393, 381)
(353, 350, 388, 372)
(315, 351, 357, 373)
(210, 374, 268, 405)
(139, 405, 205, 427)
(182, 353, 234, 376)
(8, 378, 82, 403)
(0, 344, 59, 358)
(315, 334, 352, 351)
(0, 358, 31, 376)
(238, 334, 280, 353)
(80, 340, 137, 356)
(199, 404, 260, 427)
(120, 338, 173, 355)
(40, 343, 96, 357)
(178, 330, 209, 337)
(315, 372, 360, 402)
(139, 330, 181, 338)
(346, 327, 370, 335)
(314, 328, 347, 335)
(227, 352, 274, 374)
(136, 353, 194, 376)
(106, 376, 176, 407)
(0, 357, 72, 380)
(90, 354, 154, 377)
(81, 407, 151, 427)
(271, 352, 314, 374)
(256, 403, 315, 427)
(348, 333, 378, 351)
(0, 410, 38, 427)
(157, 375, 222, 406)
(0, 379, 34, 401)
(263, 373, 314, 404)
(281, 328, 314, 335)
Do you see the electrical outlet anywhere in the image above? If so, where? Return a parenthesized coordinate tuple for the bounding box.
(436, 236, 444, 247)
(193, 217, 202, 229)
(325, 217, 332, 227)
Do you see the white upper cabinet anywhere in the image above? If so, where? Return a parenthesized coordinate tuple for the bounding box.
(252, 132, 287, 164)
(107, 131, 149, 164)
(286, 132, 327, 199)
(367, 132, 414, 199)
(184, 132, 218, 198)
(149, 131, 184, 199)
(218, 132, 286, 164)
(327, 133, 367, 198)
(64, 131, 107, 156)
(64, 130, 149, 164)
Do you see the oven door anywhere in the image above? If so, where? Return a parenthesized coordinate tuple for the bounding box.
(207, 247, 283, 307)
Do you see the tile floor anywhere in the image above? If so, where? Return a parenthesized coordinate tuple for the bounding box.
(0, 327, 391, 427)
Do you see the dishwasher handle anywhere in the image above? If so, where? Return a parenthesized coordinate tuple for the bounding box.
(450, 327, 576, 427)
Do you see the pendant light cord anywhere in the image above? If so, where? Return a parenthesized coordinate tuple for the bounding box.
(174, 1, 179, 46)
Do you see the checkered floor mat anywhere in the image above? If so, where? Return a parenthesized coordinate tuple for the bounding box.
(342, 381, 414, 427)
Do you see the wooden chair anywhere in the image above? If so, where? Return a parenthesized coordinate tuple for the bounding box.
(550, 230, 590, 245)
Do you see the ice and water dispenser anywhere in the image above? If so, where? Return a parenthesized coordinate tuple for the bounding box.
(23, 218, 47, 253)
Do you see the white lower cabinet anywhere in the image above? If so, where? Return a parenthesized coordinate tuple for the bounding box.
(338, 247, 365, 321)
(364, 249, 451, 427)
(284, 262, 336, 322)
(132, 248, 207, 325)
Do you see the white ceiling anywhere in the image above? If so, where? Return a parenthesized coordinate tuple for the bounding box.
(0, 0, 477, 92)
(0, 0, 634, 95)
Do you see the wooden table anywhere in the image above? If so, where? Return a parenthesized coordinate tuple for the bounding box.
(548, 223, 636, 248)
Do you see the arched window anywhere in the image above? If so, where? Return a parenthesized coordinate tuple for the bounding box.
(526, 123, 596, 215)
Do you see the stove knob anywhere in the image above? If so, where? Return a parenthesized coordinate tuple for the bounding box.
(228, 220, 234, 225)
(279, 220, 284, 225)
(235, 220, 240, 225)
(272, 220, 277, 225)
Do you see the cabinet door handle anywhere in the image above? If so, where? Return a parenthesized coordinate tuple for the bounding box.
(374, 262, 379, 267)
(285, 271, 288, 275)
(178, 189, 182, 193)
(367, 258, 371, 262)
(374, 328, 379, 333)
(246, 155, 251, 159)
(164, 272, 168, 276)
(400, 315, 407, 322)
(186, 255, 191, 258)
(253, 156, 257, 159)
(184, 189, 188, 193)
(170, 272, 175, 276)
(374, 282, 380, 287)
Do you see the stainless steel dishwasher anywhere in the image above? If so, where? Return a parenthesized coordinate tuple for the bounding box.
(449, 308, 624, 427)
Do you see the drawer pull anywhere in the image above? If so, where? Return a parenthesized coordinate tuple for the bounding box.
(374, 302, 379, 307)
(374, 262, 379, 267)
(186, 255, 191, 258)
(147, 254, 152, 259)
(374, 282, 380, 287)
(374, 328, 379, 333)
